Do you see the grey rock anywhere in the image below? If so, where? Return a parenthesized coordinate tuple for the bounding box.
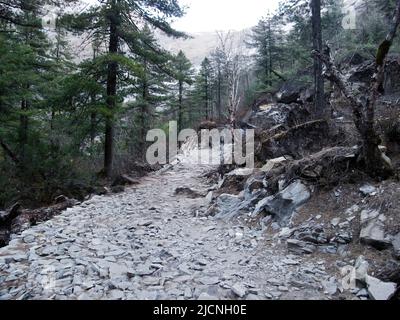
(248, 103, 308, 130)
(360, 216, 392, 250)
(392, 233, 400, 259)
(282, 258, 300, 265)
(279, 227, 296, 238)
(294, 225, 329, 245)
(360, 209, 380, 225)
(138, 220, 153, 227)
(332, 231, 353, 245)
(287, 239, 316, 255)
(197, 276, 220, 286)
(322, 278, 338, 295)
(137, 291, 158, 300)
(109, 289, 125, 300)
(23, 235, 36, 243)
(360, 185, 377, 197)
(261, 157, 288, 174)
(318, 245, 338, 254)
(253, 180, 311, 224)
(109, 263, 128, 279)
(366, 275, 397, 300)
(184, 287, 192, 299)
(128, 267, 153, 277)
(331, 218, 341, 227)
(356, 288, 369, 298)
(213, 194, 243, 220)
(198, 292, 218, 300)
(354, 256, 369, 284)
(231, 283, 247, 298)
(276, 83, 305, 104)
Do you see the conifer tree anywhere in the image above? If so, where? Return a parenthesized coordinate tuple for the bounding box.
(67, 0, 185, 177)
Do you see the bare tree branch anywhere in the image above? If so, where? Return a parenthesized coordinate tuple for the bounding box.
(311, 0, 400, 177)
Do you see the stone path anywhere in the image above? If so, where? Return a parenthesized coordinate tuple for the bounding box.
(0, 159, 335, 300)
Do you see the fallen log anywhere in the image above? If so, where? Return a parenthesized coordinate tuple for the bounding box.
(256, 119, 330, 160)
(0, 138, 19, 164)
(0, 198, 78, 247)
(0, 203, 21, 225)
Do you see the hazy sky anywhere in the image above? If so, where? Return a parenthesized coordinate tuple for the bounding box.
(82, 0, 281, 33)
(172, 0, 280, 33)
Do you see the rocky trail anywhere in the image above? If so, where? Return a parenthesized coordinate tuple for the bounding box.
(0, 153, 340, 300)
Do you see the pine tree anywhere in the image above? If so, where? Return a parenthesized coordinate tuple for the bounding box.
(127, 24, 174, 158)
(172, 51, 194, 132)
(248, 13, 284, 89)
(199, 58, 213, 120)
(311, 0, 325, 117)
(67, 0, 185, 178)
(210, 48, 227, 121)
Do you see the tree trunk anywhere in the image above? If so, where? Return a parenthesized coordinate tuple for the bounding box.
(104, 0, 119, 178)
(19, 98, 28, 165)
(217, 66, 222, 121)
(205, 75, 209, 120)
(311, 0, 325, 117)
(0, 138, 19, 164)
(178, 79, 183, 133)
(90, 46, 97, 147)
(268, 22, 273, 87)
(90, 111, 96, 145)
(140, 64, 149, 159)
(313, 0, 400, 179)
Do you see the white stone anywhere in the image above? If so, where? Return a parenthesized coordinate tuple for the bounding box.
(366, 276, 397, 300)
(360, 185, 377, 197)
(231, 283, 247, 298)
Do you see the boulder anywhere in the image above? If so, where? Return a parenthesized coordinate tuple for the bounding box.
(332, 231, 353, 244)
(366, 275, 397, 300)
(322, 278, 338, 295)
(253, 180, 311, 224)
(249, 103, 310, 131)
(293, 224, 329, 245)
(276, 82, 306, 104)
(212, 194, 243, 220)
(261, 156, 290, 174)
(244, 173, 266, 194)
(219, 168, 256, 195)
(392, 233, 400, 260)
(360, 209, 380, 224)
(286, 239, 316, 255)
(360, 214, 392, 250)
(354, 256, 370, 285)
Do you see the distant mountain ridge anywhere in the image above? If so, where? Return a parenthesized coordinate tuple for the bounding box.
(156, 29, 250, 66)
(61, 29, 250, 67)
